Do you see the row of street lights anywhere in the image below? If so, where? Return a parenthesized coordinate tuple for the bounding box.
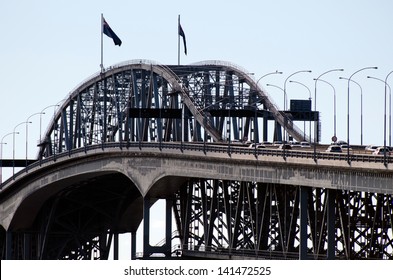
(0, 104, 60, 183)
(256, 67, 393, 165)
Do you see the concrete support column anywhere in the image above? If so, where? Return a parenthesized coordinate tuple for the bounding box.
(327, 189, 336, 260)
(299, 186, 308, 260)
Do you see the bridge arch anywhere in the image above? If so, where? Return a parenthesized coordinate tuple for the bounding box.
(38, 60, 307, 160)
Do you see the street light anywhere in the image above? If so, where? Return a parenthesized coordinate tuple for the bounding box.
(385, 70, 393, 146)
(339, 77, 363, 145)
(314, 78, 337, 138)
(1, 132, 18, 184)
(313, 68, 344, 161)
(40, 104, 60, 143)
(256, 70, 283, 86)
(266, 84, 285, 142)
(289, 80, 312, 141)
(283, 70, 312, 150)
(13, 121, 31, 177)
(344, 67, 378, 164)
(26, 112, 44, 167)
(367, 75, 391, 166)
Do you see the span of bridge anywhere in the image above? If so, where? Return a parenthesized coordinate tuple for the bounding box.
(0, 60, 392, 260)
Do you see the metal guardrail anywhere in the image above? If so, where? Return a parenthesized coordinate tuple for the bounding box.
(1, 142, 392, 190)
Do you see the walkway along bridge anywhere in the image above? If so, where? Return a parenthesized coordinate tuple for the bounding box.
(0, 60, 392, 259)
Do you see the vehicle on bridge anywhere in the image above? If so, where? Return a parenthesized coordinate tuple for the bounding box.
(326, 145, 342, 153)
(373, 146, 391, 156)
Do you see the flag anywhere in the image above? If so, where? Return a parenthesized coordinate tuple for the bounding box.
(103, 17, 122, 46)
(178, 22, 187, 55)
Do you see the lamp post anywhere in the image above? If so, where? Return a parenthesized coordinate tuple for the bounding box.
(339, 77, 364, 145)
(367, 75, 391, 166)
(256, 70, 283, 87)
(283, 70, 312, 151)
(384, 70, 393, 147)
(314, 78, 337, 139)
(39, 104, 60, 143)
(13, 121, 31, 177)
(313, 68, 344, 161)
(289, 80, 312, 141)
(26, 112, 44, 167)
(266, 84, 285, 142)
(1, 132, 18, 184)
(343, 67, 378, 164)
(254, 71, 283, 144)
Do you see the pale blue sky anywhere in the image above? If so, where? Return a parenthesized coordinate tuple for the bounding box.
(1, 0, 393, 258)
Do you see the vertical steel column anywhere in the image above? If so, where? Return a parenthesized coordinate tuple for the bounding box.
(6, 230, 12, 260)
(23, 233, 31, 260)
(327, 189, 336, 259)
(143, 197, 151, 258)
(113, 233, 119, 260)
(165, 199, 172, 257)
(131, 231, 137, 260)
(299, 186, 308, 259)
(263, 111, 268, 142)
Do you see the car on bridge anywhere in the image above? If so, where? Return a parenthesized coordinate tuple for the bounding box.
(300, 141, 311, 148)
(278, 144, 292, 150)
(365, 145, 379, 153)
(326, 145, 342, 153)
(373, 147, 391, 156)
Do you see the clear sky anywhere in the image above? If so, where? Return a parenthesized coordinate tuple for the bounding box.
(1, 0, 393, 258)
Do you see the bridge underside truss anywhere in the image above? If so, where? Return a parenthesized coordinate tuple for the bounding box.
(174, 180, 393, 260)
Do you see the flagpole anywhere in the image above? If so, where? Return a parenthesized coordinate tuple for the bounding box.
(178, 15, 180, 65)
(100, 13, 104, 73)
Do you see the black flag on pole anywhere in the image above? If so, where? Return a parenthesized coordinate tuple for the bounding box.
(178, 22, 187, 55)
(103, 17, 122, 46)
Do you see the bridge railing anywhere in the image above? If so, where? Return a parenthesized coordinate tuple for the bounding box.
(2, 142, 392, 190)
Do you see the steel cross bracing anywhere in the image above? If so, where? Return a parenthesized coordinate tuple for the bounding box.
(174, 179, 393, 259)
(37, 61, 309, 159)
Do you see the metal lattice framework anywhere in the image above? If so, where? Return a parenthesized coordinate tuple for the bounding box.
(1, 60, 392, 260)
(175, 180, 393, 259)
(38, 60, 307, 159)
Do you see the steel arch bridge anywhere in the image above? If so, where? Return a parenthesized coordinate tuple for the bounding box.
(1, 60, 392, 260)
(37, 59, 307, 159)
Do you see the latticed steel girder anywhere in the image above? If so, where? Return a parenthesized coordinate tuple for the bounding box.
(38, 60, 307, 159)
(174, 179, 393, 259)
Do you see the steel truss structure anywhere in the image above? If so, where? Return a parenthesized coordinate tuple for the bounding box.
(38, 60, 307, 159)
(174, 180, 393, 259)
(1, 60, 392, 260)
